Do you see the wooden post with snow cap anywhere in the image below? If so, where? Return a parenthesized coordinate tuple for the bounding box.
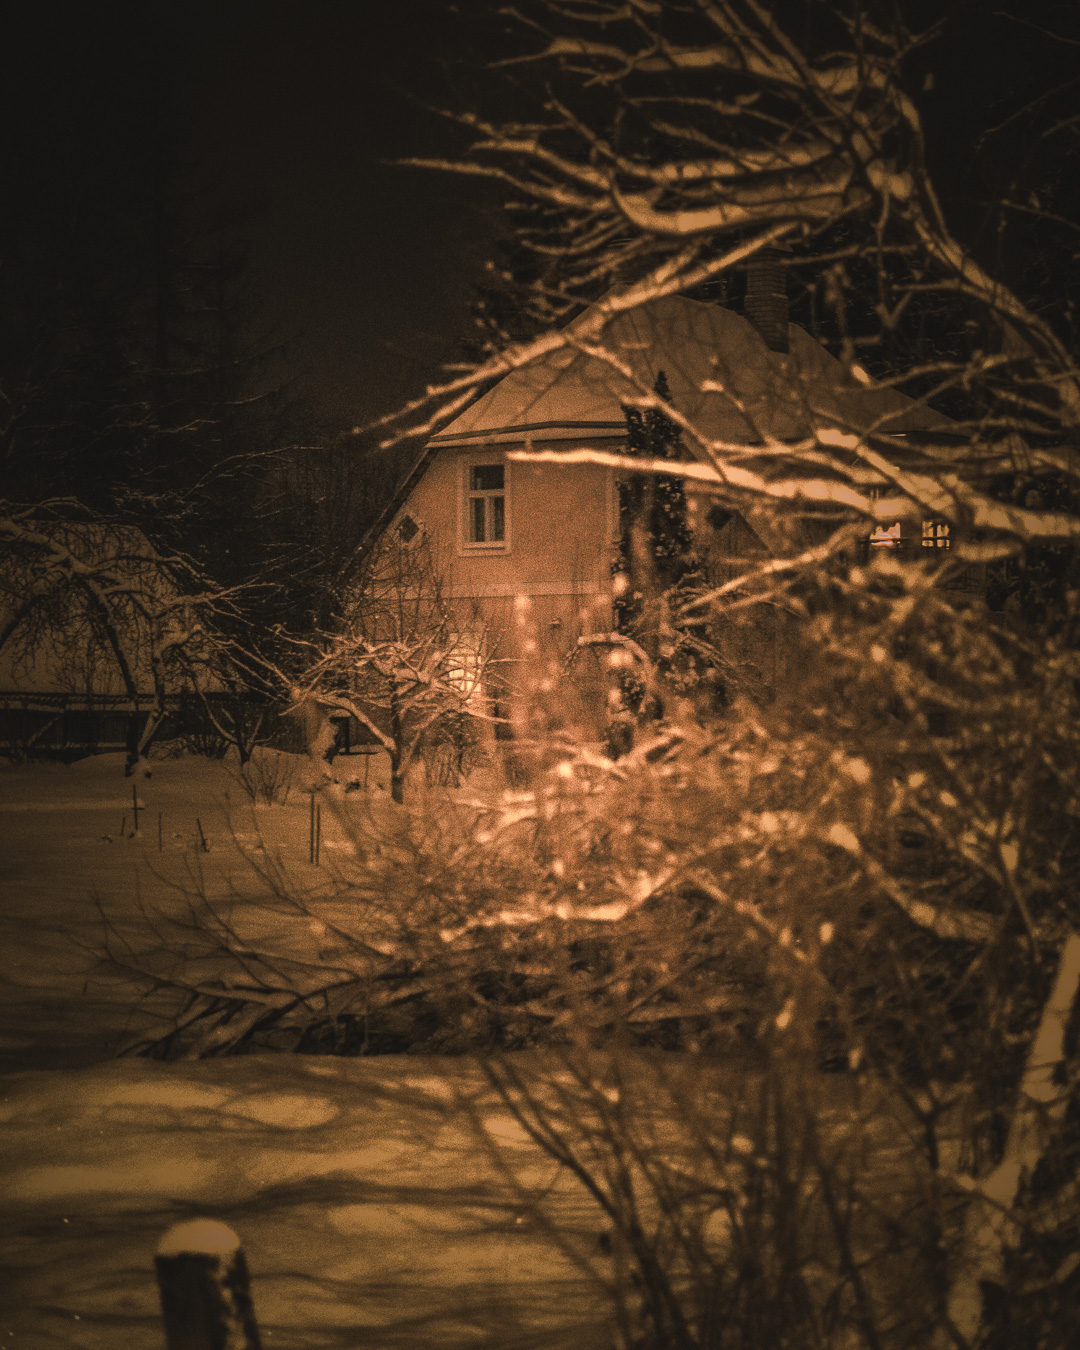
(155, 1218, 262, 1350)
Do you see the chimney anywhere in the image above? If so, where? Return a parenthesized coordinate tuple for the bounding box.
(744, 247, 790, 353)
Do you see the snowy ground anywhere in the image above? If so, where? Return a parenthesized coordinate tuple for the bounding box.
(0, 750, 322, 1068)
(0, 752, 613, 1347)
(0, 1053, 614, 1348)
(0, 751, 931, 1348)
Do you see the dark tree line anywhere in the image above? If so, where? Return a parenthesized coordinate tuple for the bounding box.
(0, 7, 399, 761)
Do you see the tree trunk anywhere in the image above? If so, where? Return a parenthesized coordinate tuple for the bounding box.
(390, 695, 405, 803)
(124, 709, 144, 775)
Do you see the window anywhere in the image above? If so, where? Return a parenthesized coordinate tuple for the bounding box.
(867, 486, 900, 549)
(867, 519, 951, 550)
(868, 521, 901, 548)
(446, 631, 484, 703)
(706, 503, 734, 532)
(922, 520, 950, 549)
(465, 462, 507, 548)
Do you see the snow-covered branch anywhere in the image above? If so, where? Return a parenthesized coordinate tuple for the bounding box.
(948, 933, 1080, 1340)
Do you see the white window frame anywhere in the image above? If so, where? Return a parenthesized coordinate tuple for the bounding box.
(460, 454, 510, 554)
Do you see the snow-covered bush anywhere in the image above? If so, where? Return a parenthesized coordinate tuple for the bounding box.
(109, 590, 1080, 1340)
(372, 1, 1080, 1343)
(225, 745, 301, 806)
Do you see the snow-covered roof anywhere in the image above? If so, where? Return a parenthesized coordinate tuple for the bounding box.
(358, 292, 954, 567)
(432, 293, 948, 449)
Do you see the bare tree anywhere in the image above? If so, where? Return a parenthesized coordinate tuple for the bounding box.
(287, 531, 503, 803)
(0, 500, 254, 771)
(89, 6, 1080, 1345)
(360, 4, 1080, 1345)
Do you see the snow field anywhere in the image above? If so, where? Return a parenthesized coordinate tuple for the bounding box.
(0, 753, 615, 1346)
(0, 751, 400, 1068)
(0, 1053, 613, 1348)
(0, 751, 935, 1348)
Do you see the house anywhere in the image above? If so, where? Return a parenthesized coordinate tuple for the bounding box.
(368, 259, 956, 742)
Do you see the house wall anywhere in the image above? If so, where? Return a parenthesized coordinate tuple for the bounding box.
(395, 442, 801, 743)
(396, 440, 619, 741)
(401, 440, 617, 633)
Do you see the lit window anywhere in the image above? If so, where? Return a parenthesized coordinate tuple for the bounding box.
(867, 485, 900, 549)
(869, 522, 901, 548)
(922, 520, 950, 549)
(466, 463, 506, 546)
(447, 632, 484, 702)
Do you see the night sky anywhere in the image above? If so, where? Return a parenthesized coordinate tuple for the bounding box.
(6, 2, 1078, 444)
(180, 1, 501, 425)
(7, 2, 501, 437)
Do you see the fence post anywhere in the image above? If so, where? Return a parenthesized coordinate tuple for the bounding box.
(155, 1219, 263, 1350)
(309, 791, 321, 865)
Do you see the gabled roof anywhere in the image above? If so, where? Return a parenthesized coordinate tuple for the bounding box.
(432, 293, 947, 448)
(360, 291, 952, 561)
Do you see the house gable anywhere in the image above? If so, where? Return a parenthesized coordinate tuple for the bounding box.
(398, 439, 616, 607)
(380, 291, 949, 574)
(375, 291, 955, 729)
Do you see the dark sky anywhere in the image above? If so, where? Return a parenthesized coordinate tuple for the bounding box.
(6, 2, 502, 438)
(168, 0, 1080, 429)
(177, 1, 501, 427)
(8, 1, 1077, 446)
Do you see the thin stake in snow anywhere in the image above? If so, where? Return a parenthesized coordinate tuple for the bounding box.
(309, 793, 321, 865)
(155, 1218, 262, 1350)
(131, 782, 140, 835)
(196, 818, 209, 853)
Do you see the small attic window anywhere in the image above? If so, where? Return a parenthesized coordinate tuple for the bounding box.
(398, 514, 420, 543)
(706, 504, 734, 532)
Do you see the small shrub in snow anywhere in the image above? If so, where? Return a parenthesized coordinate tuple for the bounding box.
(225, 747, 300, 806)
